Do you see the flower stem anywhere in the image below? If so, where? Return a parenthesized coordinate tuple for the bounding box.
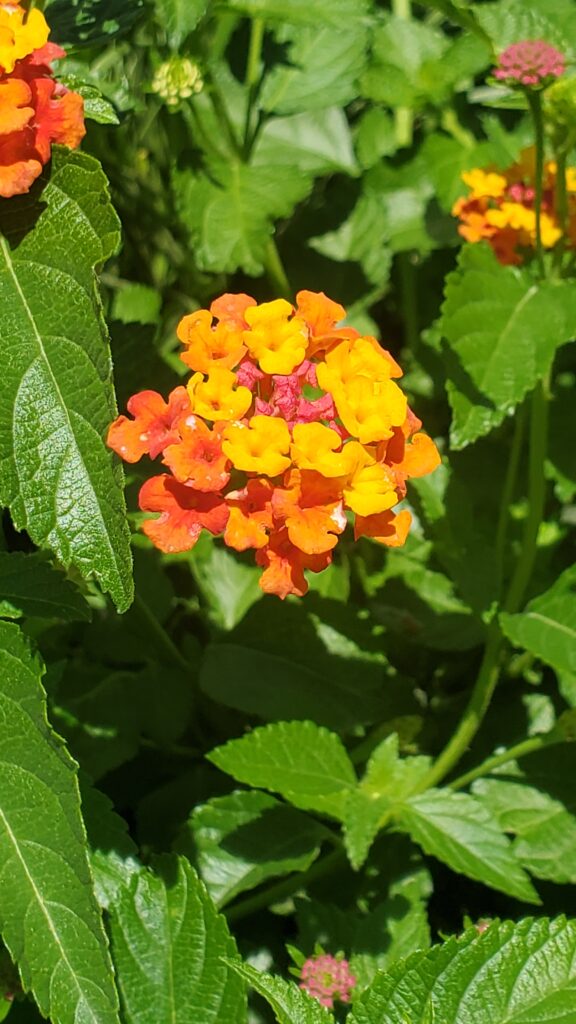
(527, 90, 546, 277)
(449, 733, 552, 792)
(415, 621, 504, 791)
(263, 237, 292, 299)
(132, 593, 191, 674)
(494, 401, 526, 598)
(243, 17, 265, 158)
(392, 0, 414, 147)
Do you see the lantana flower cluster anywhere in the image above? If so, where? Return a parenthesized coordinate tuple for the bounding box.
(452, 147, 576, 265)
(299, 953, 356, 1008)
(494, 39, 565, 88)
(0, 0, 85, 198)
(108, 291, 440, 599)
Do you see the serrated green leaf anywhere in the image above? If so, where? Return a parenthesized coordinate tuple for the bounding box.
(477, 0, 575, 55)
(174, 160, 311, 275)
(0, 621, 120, 1024)
(441, 244, 576, 448)
(0, 551, 90, 621)
(500, 565, 576, 675)
(254, 108, 358, 177)
(177, 790, 328, 907)
(261, 23, 368, 115)
(221, 0, 368, 27)
(228, 962, 333, 1024)
(109, 856, 246, 1024)
(399, 789, 540, 903)
(343, 737, 431, 868)
(473, 744, 576, 885)
(58, 78, 119, 125)
(0, 149, 133, 611)
(350, 917, 576, 1024)
(154, 0, 207, 46)
(208, 721, 357, 819)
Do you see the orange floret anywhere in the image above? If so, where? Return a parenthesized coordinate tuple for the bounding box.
(272, 470, 347, 554)
(256, 528, 332, 599)
(139, 474, 229, 553)
(163, 416, 230, 492)
(224, 478, 274, 551)
(107, 387, 190, 462)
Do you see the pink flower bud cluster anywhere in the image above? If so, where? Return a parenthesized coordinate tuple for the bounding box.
(299, 954, 356, 1008)
(494, 39, 565, 87)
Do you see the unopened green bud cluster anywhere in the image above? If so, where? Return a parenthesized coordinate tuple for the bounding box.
(152, 57, 203, 107)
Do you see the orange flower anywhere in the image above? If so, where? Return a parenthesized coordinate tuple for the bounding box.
(0, 19, 85, 198)
(272, 470, 347, 554)
(107, 387, 190, 462)
(163, 416, 230, 492)
(224, 478, 274, 550)
(139, 474, 229, 553)
(109, 289, 440, 598)
(256, 528, 332, 599)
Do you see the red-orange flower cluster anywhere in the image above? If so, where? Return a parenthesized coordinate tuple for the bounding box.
(108, 291, 440, 598)
(0, 0, 84, 197)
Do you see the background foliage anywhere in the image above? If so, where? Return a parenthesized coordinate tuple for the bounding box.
(2, 0, 576, 1022)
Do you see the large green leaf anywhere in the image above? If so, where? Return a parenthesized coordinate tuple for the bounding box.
(350, 918, 576, 1024)
(208, 721, 357, 818)
(154, 0, 207, 45)
(228, 962, 332, 1024)
(174, 159, 311, 275)
(0, 149, 133, 611)
(0, 621, 120, 1024)
(79, 781, 141, 910)
(473, 745, 576, 885)
(440, 244, 576, 448)
(109, 856, 246, 1024)
(178, 790, 328, 907)
(0, 551, 90, 621)
(261, 23, 368, 115)
(399, 789, 539, 902)
(500, 565, 576, 675)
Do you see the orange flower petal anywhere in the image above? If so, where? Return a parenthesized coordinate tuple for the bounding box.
(107, 387, 190, 463)
(224, 478, 274, 550)
(210, 292, 257, 327)
(163, 416, 230, 492)
(256, 528, 332, 599)
(354, 509, 412, 547)
(139, 474, 229, 553)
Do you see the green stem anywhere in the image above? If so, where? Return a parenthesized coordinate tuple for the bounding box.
(225, 848, 345, 922)
(243, 17, 265, 158)
(553, 148, 569, 274)
(449, 733, 549, 792)
(527, 90, 546, 277)
(494, 401, 526, 598)
(416, 622, 504, 791)
(392, 0, 414, 147)
(263, 237, 292, 299)
(503, 378, 549, 615)
(207, 79, 242, 157)
(132, 593, 191, 674)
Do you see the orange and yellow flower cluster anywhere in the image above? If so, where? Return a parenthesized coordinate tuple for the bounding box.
(452, 147, 576, 265)
(0, 0, 84, 197)
(108, 291, 440, 598)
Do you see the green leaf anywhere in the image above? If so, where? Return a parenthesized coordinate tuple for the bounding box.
(399, 789, 540, 902)
(207, 721, 357, 819)
(58, 77, 119, 125)
(177, 790, 328, 907)
(109, 856, 246, 1024)
(190, 536, 262, 630)
(254, 108, 358, 177)
(441, 244, 576, 448)
(477, 0, 574, 55)
(309, 192, 392, 287)
(111, 283, 161, 325)
(221, 0, 368, 27)
(227, 962, 332, 1024)
(500, 565, 576, 675)
(174, 160, 311, 275)
(473, 744, 576, 885)
(0, 551, 90, 621)
(80, 781, 141, 910)
(261, 23, 368, 115)
(350, 917, 576, 1024)
(0, 149, 133, 612)
(0, 621, 120, 1024)
(343, 737, 431, 869)
(154, 0, 207, 46)
(360, 15, 447, 108)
